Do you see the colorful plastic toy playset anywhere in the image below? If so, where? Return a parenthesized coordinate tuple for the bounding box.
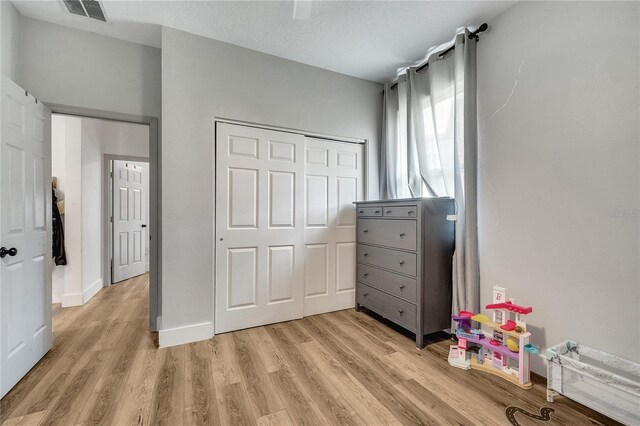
(448, 286, 539, 389)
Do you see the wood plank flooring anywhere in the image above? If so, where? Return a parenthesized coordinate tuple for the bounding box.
(0, 274, 618, 425)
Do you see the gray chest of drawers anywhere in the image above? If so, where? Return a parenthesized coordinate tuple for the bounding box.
(354, 198, 454, 348)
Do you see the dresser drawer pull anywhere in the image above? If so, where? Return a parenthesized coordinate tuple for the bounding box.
(363, 272, 369, 277)
(399, 260, 405, 266)
(408, 210, 414, 215)
(363, 229, 369, 233)
(363, 252, 369, 257)
(363, 293, 369, 297)
(386, 210, 392, 214)
(399, 233, 406, 238)
(374, 210, 380, 214)
(359, 210, 364, 214)
(399, 285, 405, 290)
(398, 309, 404, 315)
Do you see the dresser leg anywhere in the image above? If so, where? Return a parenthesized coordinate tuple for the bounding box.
(416, 335, 424, 349)
(355, 303, 360, 312)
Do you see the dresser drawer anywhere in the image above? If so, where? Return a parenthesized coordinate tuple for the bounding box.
(357, 219, 417, 251)
(358, 283, 416, 332)
(357, 244, 416, 277)
(383, 205, 417, 219)
(357, 206, 383, 217)
(357, 263, 417, 303)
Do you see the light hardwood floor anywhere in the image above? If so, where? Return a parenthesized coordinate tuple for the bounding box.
(1, 274, 617, 426)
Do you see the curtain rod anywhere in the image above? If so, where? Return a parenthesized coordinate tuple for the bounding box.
(388, 23, 488, 91)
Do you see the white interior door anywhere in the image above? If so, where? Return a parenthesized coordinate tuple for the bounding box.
(112, 160, 146, 283)
(1, 76, 52, 398)
(215, 123, 305, 333)
(303, 138, 364, 315)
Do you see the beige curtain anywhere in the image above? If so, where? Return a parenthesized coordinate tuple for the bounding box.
(381, 30, 480, 314)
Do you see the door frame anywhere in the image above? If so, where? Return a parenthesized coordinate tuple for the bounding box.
(105, 155, 150, 287)
(48, 104, 161, 331)
(212, 116, 369, 332)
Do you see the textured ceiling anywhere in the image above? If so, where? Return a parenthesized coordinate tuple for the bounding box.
(11, 0, 516, 82)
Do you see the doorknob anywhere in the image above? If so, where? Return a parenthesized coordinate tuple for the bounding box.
(0, 247, 18, 258)
(141, 224, 147, 228)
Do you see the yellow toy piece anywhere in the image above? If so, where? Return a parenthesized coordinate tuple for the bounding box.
(506, 337, 519, 353)
(471, 314, 490, 323)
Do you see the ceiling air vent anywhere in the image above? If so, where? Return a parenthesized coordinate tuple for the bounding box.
(62, 0, 106, 22)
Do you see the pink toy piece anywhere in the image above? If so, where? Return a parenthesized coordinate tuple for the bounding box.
(490, 339, 500, 346)
(458, 338, 468, 350)
(458, 310, 475, 318)
(485, 301, 533, 315)
(500, 320, 517, 331)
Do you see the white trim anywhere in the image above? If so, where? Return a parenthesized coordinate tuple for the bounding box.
(159, 321, 214, 348)
(61, 292, 83, 307)
(214, 116, 366, 145)
(83, 278, 103, 303)
(60, 277, 104, 307)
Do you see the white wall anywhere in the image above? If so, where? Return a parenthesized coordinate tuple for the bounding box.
(19, 17, 161, 118)
(81, 117, 149, 297)
(0, 0, 21, 82)
(477, 1, 640, 374)
(51, 115, 83, 307)
(51, 115, 67, 303)
(160, 27, 382, 343)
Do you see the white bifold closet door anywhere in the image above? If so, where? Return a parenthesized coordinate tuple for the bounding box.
(215, 123, 306, 333)
(215, 124, 364, 334)
(303, 138, 364, 316)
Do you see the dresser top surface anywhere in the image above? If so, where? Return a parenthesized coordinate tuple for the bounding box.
(354, 197, 452, 205)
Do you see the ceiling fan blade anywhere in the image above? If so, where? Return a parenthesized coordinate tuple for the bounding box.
(293, 0, 312, 20)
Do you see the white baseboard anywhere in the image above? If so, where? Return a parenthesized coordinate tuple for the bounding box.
(83, 278, 103, 303)
(61, 292, 83, 307)
(159, 321, 214, 348)
(61, 278, 104, 307)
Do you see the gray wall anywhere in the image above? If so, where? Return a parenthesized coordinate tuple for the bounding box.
(19, 17, 161, 118)
(1, 0, 21, 82)
(478, 1, 639, 373)
(161, 27, 382, 332)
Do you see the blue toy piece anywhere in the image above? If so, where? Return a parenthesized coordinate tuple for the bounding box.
(524, 343, 540, 355)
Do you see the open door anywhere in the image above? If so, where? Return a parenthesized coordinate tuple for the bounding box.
(1, 76, 53, 397)
(111, 160, 147, 283)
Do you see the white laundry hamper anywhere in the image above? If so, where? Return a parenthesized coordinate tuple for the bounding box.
(546, 341, 640, 425)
